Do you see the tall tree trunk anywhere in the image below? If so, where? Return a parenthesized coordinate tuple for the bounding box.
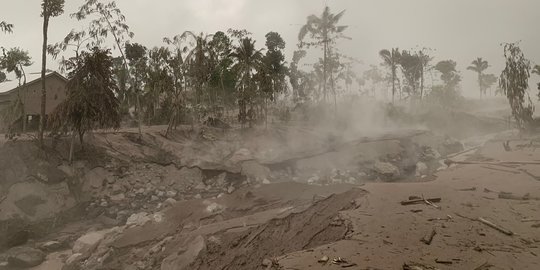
(323, 38, 327, 102)
(39, 8, 49, 148)
(478, 72, 482, 99)
(391, 67, 396, 104)
(69, 129, 75, 164)
(420, 65, 424, 100)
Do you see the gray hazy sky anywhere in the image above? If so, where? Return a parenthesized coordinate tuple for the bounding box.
(1, 0, 540, 97)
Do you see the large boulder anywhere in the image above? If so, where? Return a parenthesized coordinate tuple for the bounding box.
(0, 181, 75, 222)
(372, 161, 400, 181)
(6, 246, 45, 268)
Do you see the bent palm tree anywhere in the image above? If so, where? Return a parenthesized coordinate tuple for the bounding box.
(467, 57, 489, 98)
(298, 6, 348, 102)
(379, 48, 401, 103)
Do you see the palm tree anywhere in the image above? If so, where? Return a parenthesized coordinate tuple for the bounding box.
(298, 6, 348, 102)
(0, 21, 13, 33)
(40, 0, 64, 148)
(230, 37, 263, 126)
(467, 57, 489, 99)
(379, 48, 401, 103)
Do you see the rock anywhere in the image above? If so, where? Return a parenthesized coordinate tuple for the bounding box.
(73, 230, 108, 255)
(106, 177, 116, 185)
(160, 236, 205, 270)
(83, 167, 109, 191)
(373, 161, 400, 180)
(157, 191, 165, 197)
(64, 253, 84, 268)
(39, 240, 63, 252)
(227, 186, 235, 194)
(6, 247, 45, 268)
(110, 193, 125, 202)
(206, 202, 225, 214)
(100, 201, 108, 207)
(150, 195, 159, 202)
(126, 212, 151, 227)
(152, 212, 164, 223)
(262, 179, 271, 185)
(229, 148, 253, 164)
(111, 184, 123, 195)
(214, 173, 227, 188)
(307, 174, 320, 185)
(194, 194, 202, 199)
(166, 190, 177, 198)
(415, 162, 429, 176)
(241, 161, 271, 183)
(194, 183, 206, 190)
(164, 198, 177, 207)
(262, 258, 272, 267)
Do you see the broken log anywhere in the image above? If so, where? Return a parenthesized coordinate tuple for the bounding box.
(478, 217, 513, 236)
(401, 198, 441, 206)
(421, 228, 437, 245)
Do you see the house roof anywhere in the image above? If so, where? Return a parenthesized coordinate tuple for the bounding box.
(0, 71, 67, 95)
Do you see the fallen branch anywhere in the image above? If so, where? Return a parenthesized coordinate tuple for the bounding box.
(401, 198, 441, 206)
(434, 259, 452, 265)
(521, 218, 540, 223)
(446, 159, 540, 166)
(480, 166, 521, 175)
(421, 228, 437, 245)
(478, 217, 514, 236)
(423, 195, 441, 209)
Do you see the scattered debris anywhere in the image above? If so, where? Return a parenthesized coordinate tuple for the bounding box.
(420, 228, 437, 245)
(332, 257, 348, 265)
(401, 197, 441, 206)
(403, 261, 440, 270)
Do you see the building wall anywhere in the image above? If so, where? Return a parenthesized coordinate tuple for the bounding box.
(0, 74, 67, 132)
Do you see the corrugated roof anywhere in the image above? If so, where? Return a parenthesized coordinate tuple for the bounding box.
(0, 71, 65, 94)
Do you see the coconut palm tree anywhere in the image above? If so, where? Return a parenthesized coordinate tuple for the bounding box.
(298, 6, 348, 102)
(379, 48, 401, 103)
(230, 37, 263, 126)
(467, 57, 489, 98)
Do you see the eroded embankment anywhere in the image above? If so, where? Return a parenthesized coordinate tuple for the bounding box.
(189, 188, 367, 270)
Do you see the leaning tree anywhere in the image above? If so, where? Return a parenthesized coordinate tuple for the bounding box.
(499, 43, 533, 130)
